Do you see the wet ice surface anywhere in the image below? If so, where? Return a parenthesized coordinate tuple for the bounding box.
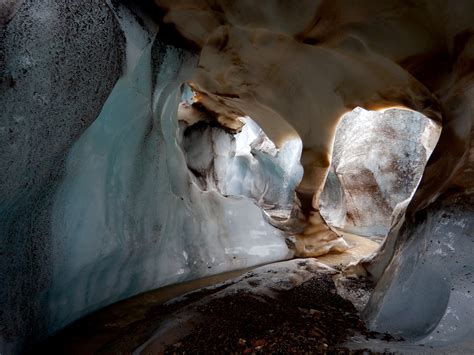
(358, 194, 474, 353)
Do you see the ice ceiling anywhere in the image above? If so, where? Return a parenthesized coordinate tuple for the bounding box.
(0, 0, 473, 353)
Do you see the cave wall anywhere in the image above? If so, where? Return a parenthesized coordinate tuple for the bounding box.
(0, 1, 292, 352)
(48, 37, 290, 337)
(0, 0, 124, 351)
(363, 194, 473, 350)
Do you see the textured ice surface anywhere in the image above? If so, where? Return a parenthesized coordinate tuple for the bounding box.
(228, 118, 303, 211)
(181, 116, 303, 213)
(363, 194, 474, 350)
(0, 0, 124, 352)
(47, 7, 290, 340)
(0, 2, 290, 352)
(320, 107, 440, 238)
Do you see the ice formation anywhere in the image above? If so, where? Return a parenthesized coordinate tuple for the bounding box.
(52, 2, 298, 336)
(1, 0, 474, 353)
(180, 114, 303, 215)
(1, 2, 293, 352)
(361, 194, 474, 352)
(320, 107, 441, 238)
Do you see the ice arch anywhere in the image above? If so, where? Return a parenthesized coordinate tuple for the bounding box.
(155, 0, 474, 349)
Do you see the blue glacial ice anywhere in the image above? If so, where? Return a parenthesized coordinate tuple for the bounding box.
(47, 9, 294, 337)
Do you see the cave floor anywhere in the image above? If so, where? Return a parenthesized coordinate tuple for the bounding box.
(38, 235, 382, 354)
(142, 269, 376, 354)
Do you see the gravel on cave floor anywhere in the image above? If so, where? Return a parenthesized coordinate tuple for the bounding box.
(162, 273, 394, 354)
(39, 259, 401, 354)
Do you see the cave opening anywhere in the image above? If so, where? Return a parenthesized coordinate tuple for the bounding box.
(321, 107, 441, 246)
(178, 91, 443, 264)
(178, 84, 304, 223)
(177, 87, 444, 266)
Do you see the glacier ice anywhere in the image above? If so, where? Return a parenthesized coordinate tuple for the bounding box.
(0, 2, 293, 352)
(1, 0, 474, 353)
(320, 107, 440, 238)
(181, 115, 303, 214)
(47, 16, 292, 339)
(0, 0, 124, 352)
(361, 194, 474, 351)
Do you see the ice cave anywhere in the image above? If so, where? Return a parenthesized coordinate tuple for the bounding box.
(1, 0, 473, 354)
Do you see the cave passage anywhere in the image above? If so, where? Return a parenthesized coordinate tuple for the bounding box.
(2, 1, 473, 354)
(178, 86, 304, 221)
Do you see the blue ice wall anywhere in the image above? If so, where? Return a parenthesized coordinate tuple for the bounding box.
(48, 29, 290, 336)
(0, 1, 290, 352)
(181, 116, 303, 212)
